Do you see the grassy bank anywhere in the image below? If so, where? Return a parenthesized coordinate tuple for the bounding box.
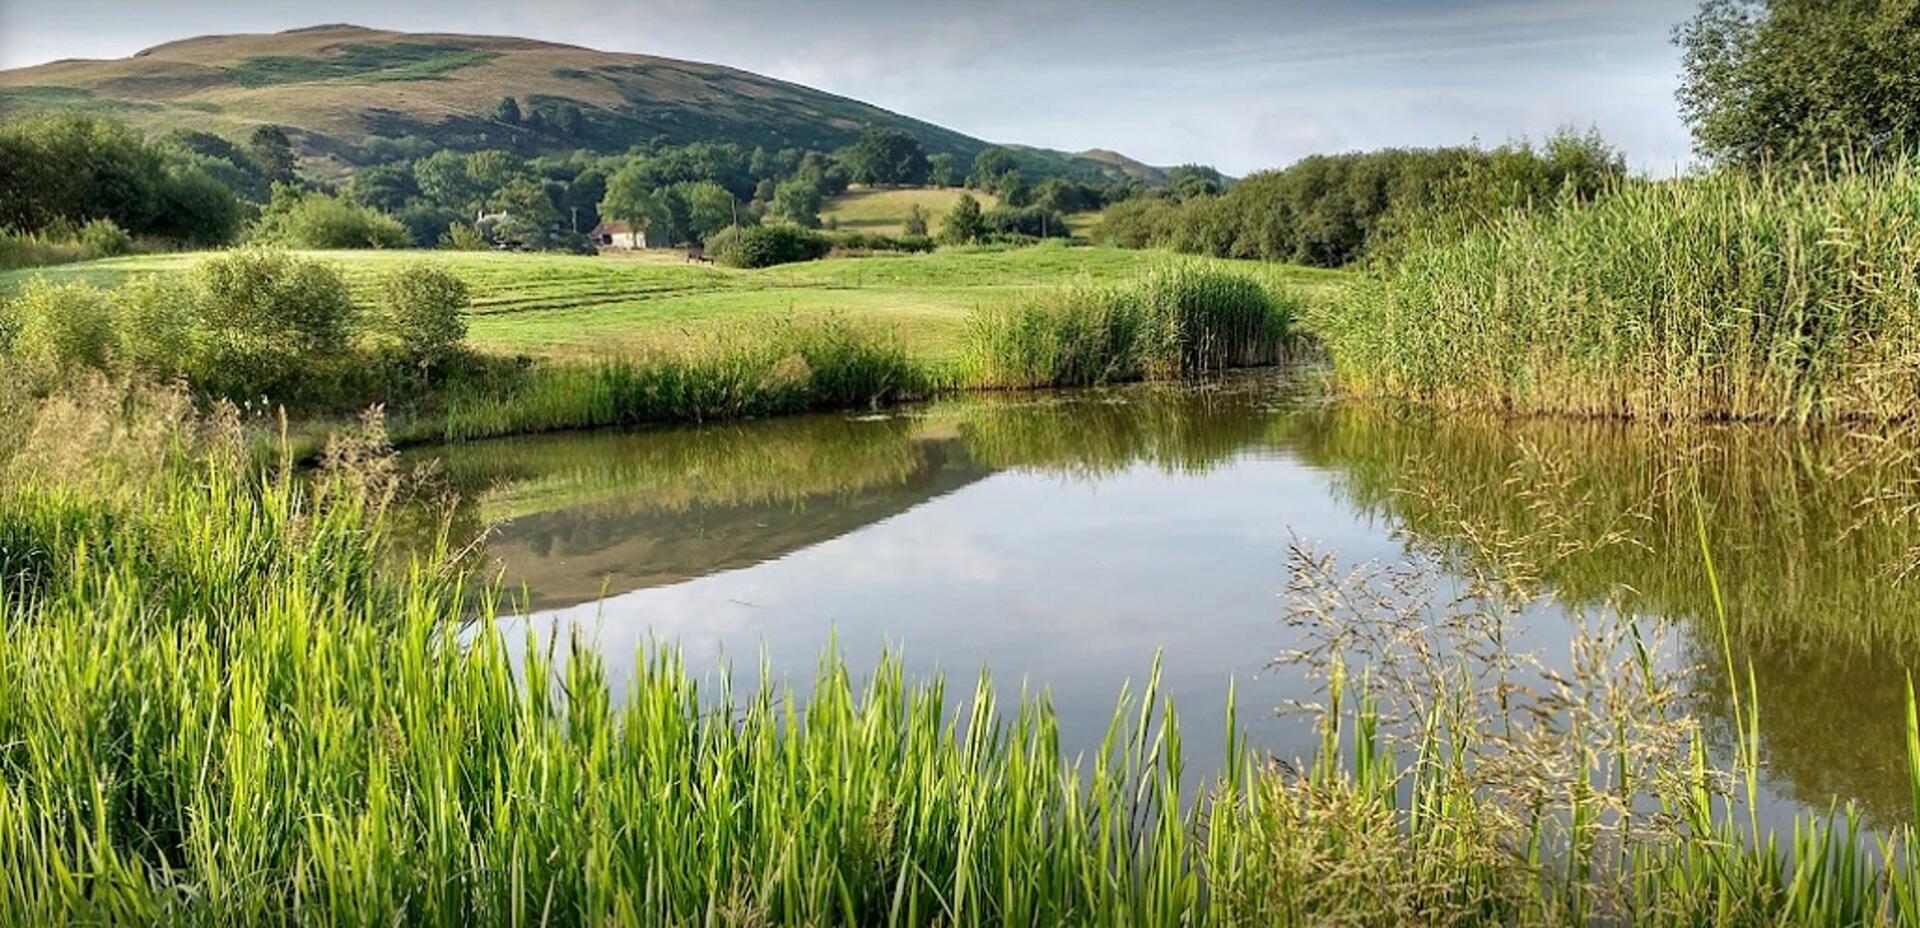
(5, 388, 1920, 924)
(1318, 164, 1920, 422)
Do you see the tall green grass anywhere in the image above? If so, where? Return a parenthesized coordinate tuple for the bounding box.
(1319, 163, 1920, 422)
(416, 322, 933, 443)
(964, 266, 1297, 388)
(8, 383, 1920, 923)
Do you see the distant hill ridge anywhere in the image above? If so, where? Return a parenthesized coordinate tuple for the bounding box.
(0, 24, 1167, 184)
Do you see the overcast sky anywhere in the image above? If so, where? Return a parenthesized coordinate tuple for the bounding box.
(0, 0, 1702, 175)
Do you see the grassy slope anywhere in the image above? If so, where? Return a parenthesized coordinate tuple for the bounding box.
(0, 25, 1166, 184)
(0, 246, 1348, 363)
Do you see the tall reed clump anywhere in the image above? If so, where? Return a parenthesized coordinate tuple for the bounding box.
(964, 266, 1296, 388)
(424, 321, 930, 442)
(1318, 162, 1920, 422)
(8, 380, 1920, 923)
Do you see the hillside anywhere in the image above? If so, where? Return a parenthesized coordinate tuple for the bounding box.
(0, 24, 1166, 184)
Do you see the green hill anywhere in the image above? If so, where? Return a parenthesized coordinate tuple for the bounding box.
(0, 24, 1167, 184)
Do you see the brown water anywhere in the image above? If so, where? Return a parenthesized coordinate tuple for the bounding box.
(410, 372, 1920, 826)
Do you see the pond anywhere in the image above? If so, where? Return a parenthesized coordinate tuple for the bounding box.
(407, 372, 1920, 828)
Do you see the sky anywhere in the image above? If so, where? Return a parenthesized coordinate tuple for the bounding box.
(0, 0, 1703, 175)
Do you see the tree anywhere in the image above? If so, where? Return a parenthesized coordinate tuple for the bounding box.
(904, 204, 930, 237)
(415, 150, 482, 212)
(841, 129, 930, 186)
(554, 103, 586, 137)
(345, 163, 418, 213)
(1168, 164, 1227, 200)
(465, 150, 527, 194)
(1677, 0, 1920, 166)
(247, 125, 299, 185)
(599, 161, 673, 246)
(772, 179, 823, 228)
(487, 177, 559, 243)
(679, 180, 738, 240)
(939, 192, 985, 245)
(495, 96, 523, 126)
(969, 147, 1016, 189)
(927, 153, 959, 187)
(997, 170, 1032, 207)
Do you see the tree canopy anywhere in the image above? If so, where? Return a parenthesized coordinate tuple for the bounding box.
(1677, 0, 1920, 166)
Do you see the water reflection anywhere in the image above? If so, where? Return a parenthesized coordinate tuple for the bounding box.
(408, 375, 1920, 823)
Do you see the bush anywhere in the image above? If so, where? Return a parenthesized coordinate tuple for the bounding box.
(190, 250, 358, 399)
(113, 275, 198, 378)
(982, 205, 1070, 239)
(76, 218, 134, 257)
(6, 279, 119, 377)
(373, 263, 470, 365)
(251, 187, 414, 249)
(825, 231, 936, 254)
(710, 225, 832, 268)
(438, 222, 490, 251)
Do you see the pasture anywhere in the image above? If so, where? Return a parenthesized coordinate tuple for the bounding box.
(1, 244, 1346, 363)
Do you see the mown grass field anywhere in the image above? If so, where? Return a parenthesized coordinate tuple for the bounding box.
(1, 245, 1347, 363)
(822, 186, 1001, 234)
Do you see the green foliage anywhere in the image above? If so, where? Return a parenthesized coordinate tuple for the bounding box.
(824, 231, 936, 254)
(969, 146, 1017, 189)
(903, 203, 930, 237)
(437, 222, 489, 251)
(74, 219, 133, 257)
(966, 266, 1295, 387)
(251, 186, 414, 249)
(495, 95, 523, 125)
(982, 204, 1069, 240)
(1168, 164, 1227, 199)
(485, 177, 560, 243)
(246, 124, 298, 184)
(680, 180, 737, 241)
(939, 192, 986, 245)
(111, 275, 198, 378)
(1102, 133, 1624, 267)
(188, 249, 358, 398)
(839, 128, 930, 186)
(223, 42, 499, 87)
(372, 263, 470, 365)
(5, 279, 118, 376)
(345, 162, 420, 212)
(1319, 161, 1920, 421)
(927, 152, 959, 187)
(1677, 0, 1920, 167)
(0, 114, 245, 245)
(597, 162, 670, 244)
(708, 225, 831, 268)
(772, 178, 823, 228)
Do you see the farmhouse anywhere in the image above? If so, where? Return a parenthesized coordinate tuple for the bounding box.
(590, 220, 649, 249)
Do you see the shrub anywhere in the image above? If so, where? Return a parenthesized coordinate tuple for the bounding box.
(76, 218, 135, 257)
(982, 205, 1070, 239)
(189, 249, 357, 398)
(251, 187, 414, 249)
(710, 225, 832, 268)
(373, 263, 470, 365)
(113, 275, 199, 379)
(6, 279, 119, 377)
(825, 231, 936, 254)
(438, 222, 490, 251)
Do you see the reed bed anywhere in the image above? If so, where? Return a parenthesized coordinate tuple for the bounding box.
(416, 322, 933, 444)
(964, 266, 1297, 389)
(5, 382, 1920, 924)
(1318, 163, 1920, 422)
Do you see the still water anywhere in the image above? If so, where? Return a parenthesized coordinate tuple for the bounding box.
(410, 373, 1920, 826)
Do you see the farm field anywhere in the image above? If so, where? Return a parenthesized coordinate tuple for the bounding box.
(1, 244, 1346, 362)
(822, 185, 1105, 237)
